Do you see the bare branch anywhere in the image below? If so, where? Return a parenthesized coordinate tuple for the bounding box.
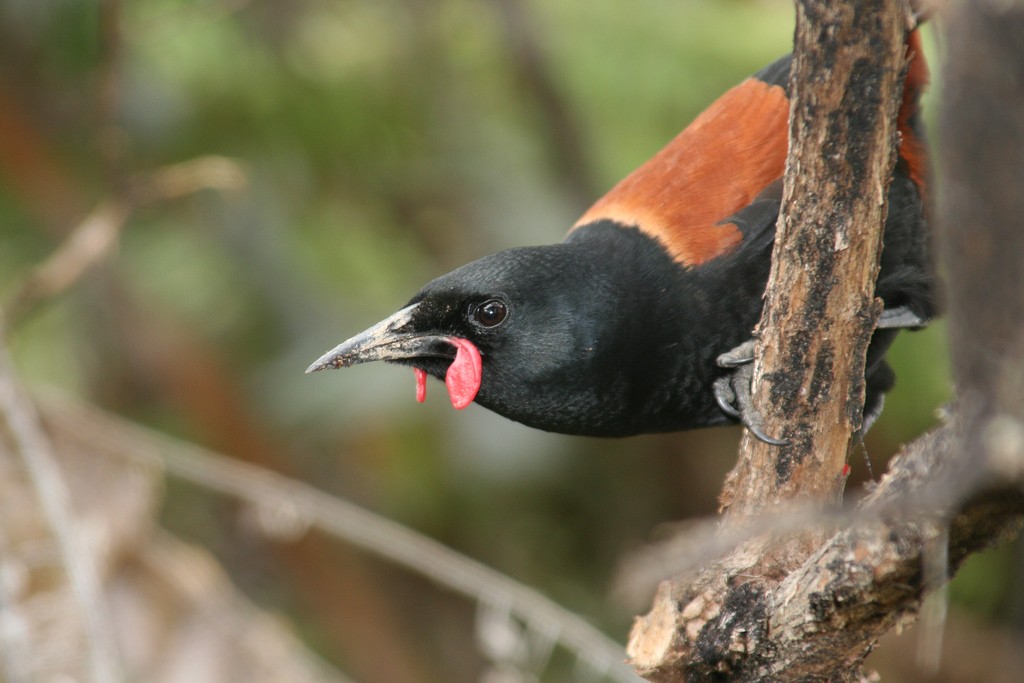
(625, 0, 1024, 679)
(625, 414, 1023, 681)
(938, 0, 1024, 430)
(130, 155, 248, 205)
(3, 156, 247, 329)
(626, 4, 912, 674)
(4, 199, 130, 326)
(722, 0, 909, 521)
(0, 346, 124, 683)
(138, 530, 359, 683)
(34, 391, 643, 683)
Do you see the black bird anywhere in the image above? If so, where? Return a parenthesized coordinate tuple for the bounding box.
(308, 31, 936, 441)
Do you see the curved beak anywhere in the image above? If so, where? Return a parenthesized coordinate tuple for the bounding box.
(305, 303, 452, 374)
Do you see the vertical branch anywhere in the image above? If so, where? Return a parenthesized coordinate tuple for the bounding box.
(936, 0, 1024, 567)
(628, 3, 920, 680)
(721, 0, 910, 522)
(939, 1, 1024, 428)
(627, 2, 1024, 681)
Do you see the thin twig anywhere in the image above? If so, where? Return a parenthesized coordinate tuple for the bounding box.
(0, 522, 29, 683)
(39, 391, 642, 683)
(2, 155, 247, 330)
(5, 199, 130, 326)
(139, 530, 357, 683)
(130, 155, 247, 205)
(917, 523, 950, 673)
(0, 346, 123, 683)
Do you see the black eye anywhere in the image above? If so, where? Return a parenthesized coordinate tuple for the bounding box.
(472, 299, 508, 328)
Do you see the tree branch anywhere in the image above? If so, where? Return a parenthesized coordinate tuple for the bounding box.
(625, 1, 1024, 680)
(2, 156, 246, 330)
(33, 391, 643, 683)
(722, 0, 907, 521)
(938, 0, 1024, 439)
(0, 342, 124, 683)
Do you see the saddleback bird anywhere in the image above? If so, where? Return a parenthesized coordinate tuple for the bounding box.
(308, 31, 936, 443)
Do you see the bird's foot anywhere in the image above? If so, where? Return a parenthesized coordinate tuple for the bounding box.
(713, 340, 788, 446)
(713, 307, 924, 446)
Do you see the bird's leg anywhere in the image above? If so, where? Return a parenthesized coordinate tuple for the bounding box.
(713, 340, 788, 446)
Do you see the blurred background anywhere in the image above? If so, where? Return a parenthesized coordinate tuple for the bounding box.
(0, 0, 1018, 681)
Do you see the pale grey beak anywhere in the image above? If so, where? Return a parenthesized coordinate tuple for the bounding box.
(305, 303, 452, 374)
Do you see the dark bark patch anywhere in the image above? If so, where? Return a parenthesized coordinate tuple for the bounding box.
(693, 583, 770, 676)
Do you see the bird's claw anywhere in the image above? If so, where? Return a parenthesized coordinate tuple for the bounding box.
(876, 305, 928, 330)
(714, 341, 789, 446)
(713, 305, 922, 445)
(716, 339, 756, 368)
(712, 375, 741, 418)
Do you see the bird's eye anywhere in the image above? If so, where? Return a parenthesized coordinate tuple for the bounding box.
(472, 299, 508, 328)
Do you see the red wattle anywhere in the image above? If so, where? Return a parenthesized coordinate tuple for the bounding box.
(444, 338, 482, 410)
(414, 368, 427, 403)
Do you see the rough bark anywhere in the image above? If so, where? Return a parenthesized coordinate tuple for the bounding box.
(721, 0, 906, 520)
(626, 1, 1024, 680)
(627, 420, 1023, 682)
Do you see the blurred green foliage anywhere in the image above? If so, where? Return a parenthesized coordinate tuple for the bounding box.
(1, 1, 1015, 682)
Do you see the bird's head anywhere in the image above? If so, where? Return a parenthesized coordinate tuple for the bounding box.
(307, 223, 724, 436)
(306, 238, 654, 434)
